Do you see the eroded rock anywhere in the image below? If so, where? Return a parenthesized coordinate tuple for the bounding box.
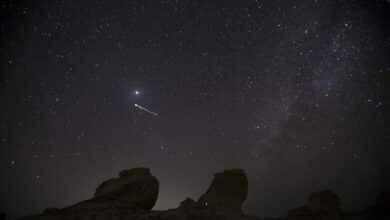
(197, 169, 248, 214)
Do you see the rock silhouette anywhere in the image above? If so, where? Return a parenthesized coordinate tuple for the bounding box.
(17, 168, 388, 220)
(287, 190, 342, 220)
(197, 169, 248, 217)
(358, 191, 390, 220)
(20, 168, 158, 220)
(93, 167, 159, 210)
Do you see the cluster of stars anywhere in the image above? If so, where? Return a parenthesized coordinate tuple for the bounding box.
(0, 0, 388, 218)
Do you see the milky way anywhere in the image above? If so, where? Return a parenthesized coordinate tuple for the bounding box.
(0, 0, 389, 218)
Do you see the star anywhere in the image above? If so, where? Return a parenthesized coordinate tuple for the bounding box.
(0, 0, 387, 218)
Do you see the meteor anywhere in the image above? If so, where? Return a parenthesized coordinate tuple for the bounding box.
(134, 104, 159, 116)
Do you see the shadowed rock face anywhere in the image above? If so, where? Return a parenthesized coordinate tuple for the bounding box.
(19, 167, 159, 220)
(306, 190, 341, 214)
(374, 191, 390, 216)
(197, 169, 248, 214)
(288, 190, 342, 220)
(93, 167, 158, 210)
(359, 191, 390, 220)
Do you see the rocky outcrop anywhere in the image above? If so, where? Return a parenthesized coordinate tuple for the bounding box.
(93, 167, 159, 210)
(18, 168, 254, 220)
(197, 169, 248, 214)
(17, 168, 387, 220)
(19, 167, 158, 220)
(288, 190, 341, 220)
(150, 169, 250, 220)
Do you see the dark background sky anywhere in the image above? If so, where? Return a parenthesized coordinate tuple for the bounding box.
(0, 0, 389, 219)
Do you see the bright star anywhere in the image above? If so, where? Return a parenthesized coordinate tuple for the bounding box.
(134, 90, 140, 95)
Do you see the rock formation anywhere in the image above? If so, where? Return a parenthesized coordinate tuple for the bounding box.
(16, 168, 387, 220)
(20, 167, 159, 220)
(287, 190, 342, 220)
(93, 167, 159, 210)
(197, 169, 248, 215)
(18, 168, 254, 220)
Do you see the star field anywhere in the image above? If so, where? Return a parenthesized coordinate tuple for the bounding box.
(0, 0, 389, 218)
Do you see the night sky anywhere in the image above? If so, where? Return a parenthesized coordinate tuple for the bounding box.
(0, 0, 389, 218)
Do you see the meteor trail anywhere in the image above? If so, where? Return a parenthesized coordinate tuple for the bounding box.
(134, 104, 159, 116)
